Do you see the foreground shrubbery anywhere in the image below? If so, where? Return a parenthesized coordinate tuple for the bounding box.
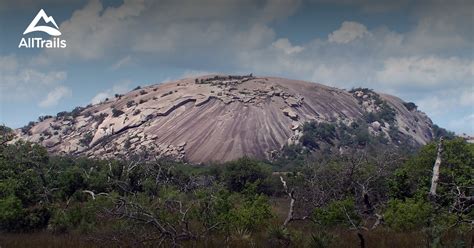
(0, 130, 472, 246)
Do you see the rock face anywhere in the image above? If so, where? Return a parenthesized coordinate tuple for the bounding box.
(14, 75, 435, 163)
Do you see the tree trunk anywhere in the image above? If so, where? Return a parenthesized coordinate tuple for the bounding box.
(357, 232, 365, 248)
(280, 176, 295, 227)
(429, 137, 444, 198)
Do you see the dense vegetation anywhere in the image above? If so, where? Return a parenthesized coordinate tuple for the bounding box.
(0, 125, 472, 247)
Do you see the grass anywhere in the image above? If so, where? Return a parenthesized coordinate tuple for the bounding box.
(0, 232, 95, 248)
(1, 199, 472, 248)
(1, 228, 472, 247)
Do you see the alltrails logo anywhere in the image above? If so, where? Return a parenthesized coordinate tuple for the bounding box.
(18, 9, 67, 48)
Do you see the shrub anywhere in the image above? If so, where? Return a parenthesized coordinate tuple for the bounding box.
(112, 108, 124, 117)
(71, 107, 84, 118)
(133, 86, 141, 90)
(308, 231, 337, 248)
(56, 111, 70, 118)
(38, 115, 53, 122)
(0, 195, 24, 230)
(124, 138, 131, 149)
(223, 157, 271, 192)
(301, 122, 336, 148)
(126, 100, 135, 108)
(403, 102, 417, 111)
(139, 90, 147, 95)
(161, 91, 173, 97)
(432, 124, 455, 140)
(229, 194, 273, 231)
(377, 103, 396, 123)
(93, 113, 108, 125)
(267, 225, 291, 244)
(21, 121, 35, 134)
(312, 198, 360, 227)
(384, 198, 433, 231)
(79, 132, 94, 147)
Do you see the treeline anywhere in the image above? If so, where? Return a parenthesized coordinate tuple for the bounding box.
(0, 126, 472, 247)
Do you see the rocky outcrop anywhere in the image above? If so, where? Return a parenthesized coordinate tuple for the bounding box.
(14, 75, 435, 163)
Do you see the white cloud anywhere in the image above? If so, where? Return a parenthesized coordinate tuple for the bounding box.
(272, 38, 304, 54)
(260, 0, 302, 22)
(91, 80, 131, 104)
(459, 89, 474, 107)
(91, 92, 110, 105)
(375, 56, 474, 88)
(0, 55, 67, 101)
(0, 0, 83, 11)
(110, 56, 133, 70)
(447, 114, 474, 135)
(38, 0, 298, 66)
(179, 70, 219, 78)
(328, 21, 369, 44)
(39, 86, 72, 108)
(404, 0, 473, 54)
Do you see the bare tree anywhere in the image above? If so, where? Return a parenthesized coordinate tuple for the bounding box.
(429, 137, 444, 198)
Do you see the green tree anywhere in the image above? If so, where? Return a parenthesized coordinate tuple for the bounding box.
(223, 157, 271, 192)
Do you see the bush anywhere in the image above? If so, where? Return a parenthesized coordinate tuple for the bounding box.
(112, 108, 124, 117)
(377, 103, 396, 123)
(93, 113, 108, 125)
(301, 122, 336, 149)
(229, 194, 273, 231)
(432, 124, 455, 140)
(126, 100, 135, 108)
(56, 111, 70, 118)
(384, 198, 433, 231)
(71, 107, 84, 118)
(308, 231, 337, 248)
(0, 195, 24, 230)
(312, 198, 360, 227)
(38, 115, 53, 122)
(403, 102, 417, 111)
(79, 132, 94, 147)
(223, 157, 271, 192)
(21, 121, 35, 134)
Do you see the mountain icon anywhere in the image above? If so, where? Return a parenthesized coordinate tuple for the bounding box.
(23, 9, 61, 36)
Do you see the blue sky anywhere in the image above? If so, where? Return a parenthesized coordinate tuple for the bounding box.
(0, 0, 473, 134)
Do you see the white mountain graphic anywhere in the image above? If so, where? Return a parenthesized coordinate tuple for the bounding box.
(23, 9, 61, 36)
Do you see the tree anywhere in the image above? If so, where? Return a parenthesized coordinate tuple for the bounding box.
(223, 157, 271, 192)
(112, 108, 125, 117)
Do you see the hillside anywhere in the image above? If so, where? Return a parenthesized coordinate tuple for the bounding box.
(14, 75, 435, 163)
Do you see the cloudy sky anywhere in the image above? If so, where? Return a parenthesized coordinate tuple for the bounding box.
(0, 0, 473, 134)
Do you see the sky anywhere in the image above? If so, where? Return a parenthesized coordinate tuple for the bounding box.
(0, 0, 473, 135)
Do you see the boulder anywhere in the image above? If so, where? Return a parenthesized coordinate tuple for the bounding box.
(371, 121, 381, 131)
(283, 108, 298, 120)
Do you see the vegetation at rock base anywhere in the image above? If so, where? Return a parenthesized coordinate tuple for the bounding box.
(0, 126, 472, 247)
